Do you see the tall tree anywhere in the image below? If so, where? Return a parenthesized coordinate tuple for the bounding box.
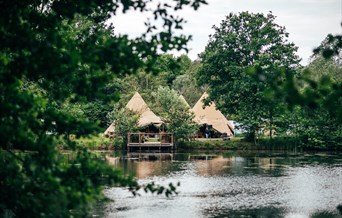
(154, 54, 192, 86)
(173, 60, 204, 107)
(197, 12, 300, 141)
(152, 86, 198, 141)
(293, 37, 342, 148)
(271, 33, 342, 122)
(106, 106, 139, 145)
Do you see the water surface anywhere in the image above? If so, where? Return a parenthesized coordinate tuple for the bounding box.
(93, 152, 342, 218)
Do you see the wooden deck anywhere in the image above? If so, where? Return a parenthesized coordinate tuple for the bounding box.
(127, 133, 174, 151)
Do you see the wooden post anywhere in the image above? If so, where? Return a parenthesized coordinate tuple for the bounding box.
(127, 133, 131, 148)
(171, 134, 174, 150)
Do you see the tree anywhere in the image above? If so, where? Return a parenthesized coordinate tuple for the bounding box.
(172, 74, 203, 107)
(106, 106, 139, 145)
(152, 86, 198, 141)
(307, 56, 342, 82)
(252, 33, 342, 148)
(197, 12, 300, 141)
(269, 33, 342, 121)
(154, 54, 192, 86)
(0, 0, 207, 217)
(172, 59, 204, 107)
(292, 39, 342, 149)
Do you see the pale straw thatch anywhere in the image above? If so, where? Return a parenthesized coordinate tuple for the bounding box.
(104, 92, 163, 135)
(179, 94, 191, 108)
(104, 123, 115, 136)
(126, 91, 150, 114)
(192, 92, 234, 136)
(126, 92, 162, 127)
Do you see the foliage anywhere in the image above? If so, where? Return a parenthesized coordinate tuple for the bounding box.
(0, 0, 207, 217)
(103, 54, 195, 110)
(152, 86, 198, 141)
(153, 54, 192, 86)
(0, 150, 136, 217)
(172, 60, 204, 107)
(298, 49, 341, 149)
(307, 55, 342, 82)
(252, 34, 342, 149)
(73, 135, 122, 150)
(106, 107, 139, 145)
(177, 138, 251, 150)
(82, 100, 113, 128)
(270, 34, 342, 121)
(313, 33, 342, 60)
(197, 12, 301, 141)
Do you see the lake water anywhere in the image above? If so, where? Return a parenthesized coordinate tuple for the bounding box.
(93, 151, 342, 218)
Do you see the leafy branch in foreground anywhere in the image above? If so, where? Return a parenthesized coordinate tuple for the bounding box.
(0, 0, 207, 217)
(249, 33, 342, 148)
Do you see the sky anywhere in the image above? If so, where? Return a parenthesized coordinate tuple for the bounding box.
(111, 0, 342, 65)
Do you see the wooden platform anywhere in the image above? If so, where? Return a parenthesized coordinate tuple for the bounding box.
(127, 133, 174, 151)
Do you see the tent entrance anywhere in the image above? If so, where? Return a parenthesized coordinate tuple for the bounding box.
(197, 124, 222, 138)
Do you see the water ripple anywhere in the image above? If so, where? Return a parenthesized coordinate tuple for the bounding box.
(93, 152, 342, 218)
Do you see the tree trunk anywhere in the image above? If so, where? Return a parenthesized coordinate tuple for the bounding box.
(269, 109, 273, 141)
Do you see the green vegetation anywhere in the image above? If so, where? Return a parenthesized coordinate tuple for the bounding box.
(196, 12, 341, 150)
(75, 136, 123, 150)
(1, 0, 341, 217)
(177, 138, 250, 150)
(101, 16, 341, 151)
(152, 86, 198, 141)
(106, 106, 139, 145)
(0, 0, 207, 217)
(198, 12, 301, 142)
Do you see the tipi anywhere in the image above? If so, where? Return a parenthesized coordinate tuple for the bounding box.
(104, 92, 163, 135)
(179, 94, 191, 108)
(192, 92, 234, 137)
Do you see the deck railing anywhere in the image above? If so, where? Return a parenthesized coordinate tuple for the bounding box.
(127, 132, 174, 148)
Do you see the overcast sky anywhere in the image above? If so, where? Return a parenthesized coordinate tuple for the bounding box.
(111, 0, 342, 65)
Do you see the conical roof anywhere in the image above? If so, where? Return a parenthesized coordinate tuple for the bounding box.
(192, 92, 234, 135)
(126, 92, 150, 114)
(179, 94, 190, 108)
(104, 92, 163, 134)
(126, 92, 162, 127)
(104, 123, 115, 135)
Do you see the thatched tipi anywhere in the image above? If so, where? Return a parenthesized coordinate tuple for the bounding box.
(126, 92, 163, 127)
(104, 92, 163, 135)
(192, 92, 234, 137)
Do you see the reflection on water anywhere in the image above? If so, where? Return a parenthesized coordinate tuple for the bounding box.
(94, 152, 342, 218)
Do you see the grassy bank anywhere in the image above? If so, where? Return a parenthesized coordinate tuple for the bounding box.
(58, 135, 340, 152)
(177, 136, 341, 152)
(57, 135, 124, 150)
(177, 137, 251, 151)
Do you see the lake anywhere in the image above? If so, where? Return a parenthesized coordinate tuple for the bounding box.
(92, 151, 342, 217)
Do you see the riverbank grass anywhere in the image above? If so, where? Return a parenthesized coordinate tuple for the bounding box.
(57, 134, 123, 150)
(64, 135, 340, 152)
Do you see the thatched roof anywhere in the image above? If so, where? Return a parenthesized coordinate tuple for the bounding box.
(126, 92, 162, 127)
(179, 94, 190, 108)
(104, 92, 163, 135)
(138, 109, 163, 127)
(192, 92, 234, 136)
(104, 123, 115, 135)
(126, 92, 150, 114)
